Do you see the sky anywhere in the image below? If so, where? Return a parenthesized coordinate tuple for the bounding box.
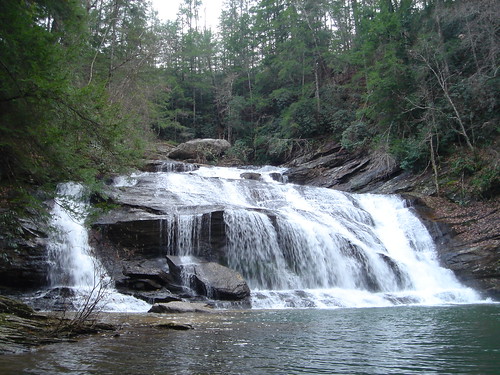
(150, 0, 224, 29)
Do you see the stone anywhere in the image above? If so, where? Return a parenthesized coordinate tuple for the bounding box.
(240, 172, 262, 180)
(191, 261, 251, 300)
(0, 296, 35, 318)
(168, 139, 231, 161)
(284, 146, 402, 193)
(131, 290, 182, 304)
(269, 172, 284, 182)
(148, 301, 214, 314)
(166, 256, 250, 301)
(121, 260, 170, 284)
(117, 278, 162, 291)
(411, 196, 500, 300)
(0, 296, 115, 355)
(142, 160, 199, 173)
(155, 322, 194, 330)
(0, 218, 50, 290)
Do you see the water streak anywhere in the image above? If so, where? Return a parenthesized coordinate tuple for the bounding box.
(46, 183, 150, 312)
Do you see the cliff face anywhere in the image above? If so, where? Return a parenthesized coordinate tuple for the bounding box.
(0, 216, 49, 292)
(414, 197, 499, 300)
(284, 141, 499, 299)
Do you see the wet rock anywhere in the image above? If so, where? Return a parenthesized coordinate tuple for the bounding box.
(0, 296, 115, 354)
(30, 287, 77, 311)
(410, 196, 500, 300)
(168, 139, 231, 162)
(142, 160, 200, 173)
(131, 290, 182, 304)
(0, 295, 35, 318)
(148, 301, 214, 314)
(92, 209, 227, 263)
(439, 244, 499, 299)
(0, 218, 50, 290)
(167, 256, 250, 301)
(117, 278, 163, 291)
(110, 259, 182, 302)
(121, 260, 170, 284)
(240, 172, 262, 180)
(269, 172, 285, 182)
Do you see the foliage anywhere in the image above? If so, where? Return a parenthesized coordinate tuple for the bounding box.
(0, 0, 498, 200)
(390, 137, 428, 172)
(0, 0, 153, 188)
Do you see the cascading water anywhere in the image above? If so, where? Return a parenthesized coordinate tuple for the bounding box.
(45, 182, 150, 312)
(47, 183, 96, 288)
(120, 163, 482, 309)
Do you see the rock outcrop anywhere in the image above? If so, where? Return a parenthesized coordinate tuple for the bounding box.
(411, 196, 499, 299)
(0, 217, 49, 291)
(142, 160, 200, 173)
(284, 141, 435, 195)
(168, 139, 231, 162)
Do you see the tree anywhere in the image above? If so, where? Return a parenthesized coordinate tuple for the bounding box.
(0, 0, 146, 185)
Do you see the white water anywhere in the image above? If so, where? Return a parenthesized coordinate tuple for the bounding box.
(46, 183, 150, 312)
(118, 164, 482, 309)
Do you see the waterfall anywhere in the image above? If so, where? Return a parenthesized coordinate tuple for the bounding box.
(136, 165, 481, 309)
(47, 183, 96, 287)
(45, 163, 482, 311)
(46, 183, 150, 312)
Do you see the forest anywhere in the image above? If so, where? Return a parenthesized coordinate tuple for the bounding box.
(0, 0, 498, 199)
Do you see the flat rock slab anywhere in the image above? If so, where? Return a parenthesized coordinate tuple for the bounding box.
(148, 301, 214, 314)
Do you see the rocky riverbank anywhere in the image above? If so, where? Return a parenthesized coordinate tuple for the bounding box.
(0, 296, 116, 355)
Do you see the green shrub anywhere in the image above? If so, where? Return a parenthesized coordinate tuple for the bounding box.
(390, 137, 428, 171)
(341, 121, 371, 150)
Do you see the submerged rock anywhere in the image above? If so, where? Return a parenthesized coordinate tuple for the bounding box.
(148, 301, 214, 314)
(155, 322, 194, 330)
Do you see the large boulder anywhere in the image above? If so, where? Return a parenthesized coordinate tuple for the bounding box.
(167, 256, 250, 301)
(168, 139, 231, 162)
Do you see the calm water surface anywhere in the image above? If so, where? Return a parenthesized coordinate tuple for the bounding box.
(1, 304, 499, 375)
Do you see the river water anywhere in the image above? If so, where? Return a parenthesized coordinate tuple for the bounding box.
(0, 304, 499, 374)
